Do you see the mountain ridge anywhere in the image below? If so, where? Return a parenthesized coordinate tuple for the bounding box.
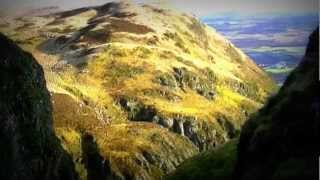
(0, 2, 277, 179)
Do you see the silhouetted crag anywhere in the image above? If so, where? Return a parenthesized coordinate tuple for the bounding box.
(234, 28, 319, 180)
(0, 33, 77, 180)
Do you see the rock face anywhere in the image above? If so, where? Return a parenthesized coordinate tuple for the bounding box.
(0, 33, 77, 180)
(234, 28, 319, 180)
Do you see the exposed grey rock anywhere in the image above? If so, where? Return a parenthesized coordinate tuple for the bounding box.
(118, 95, 232, 150)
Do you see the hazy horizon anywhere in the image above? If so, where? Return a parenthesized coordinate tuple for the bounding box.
(0, 0, 318, 17)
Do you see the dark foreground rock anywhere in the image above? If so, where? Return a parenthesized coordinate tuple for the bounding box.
(0, 33, 77, 180)
(234, 28, 319, 180)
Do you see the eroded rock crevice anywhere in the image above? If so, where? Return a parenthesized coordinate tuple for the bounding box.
(118, 96, 233, 151)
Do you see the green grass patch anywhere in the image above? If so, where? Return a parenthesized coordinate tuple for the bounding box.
(165, 139, 238, 180)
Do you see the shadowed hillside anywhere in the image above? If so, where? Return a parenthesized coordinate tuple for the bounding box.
(0, 33, 77, 180)
(234, 27, 319, 180)
(166, 140, 237, 180)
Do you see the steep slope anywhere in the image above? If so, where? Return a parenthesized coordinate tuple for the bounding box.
(0, 2, 277, 179)
(52, 93, 198, 180)
(234, 28, 319, 180)
(0, 31, 197, 180)
(0, 1, 276, 149)
(0, 33, 77, 180)
(164, 28, 319, 180)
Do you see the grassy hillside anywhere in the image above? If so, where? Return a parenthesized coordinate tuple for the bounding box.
(0, 2, 276, 179)
(52, 93, 198, 180)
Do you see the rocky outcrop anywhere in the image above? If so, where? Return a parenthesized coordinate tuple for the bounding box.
(234, 28, 319, 180)
(0, 33, 77, 180)
(161, 67, 216, 100)
(52, 93, 198, 180)
(118, 96, 229, 151)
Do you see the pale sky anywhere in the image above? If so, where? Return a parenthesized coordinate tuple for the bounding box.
(0, 0, 318, 16)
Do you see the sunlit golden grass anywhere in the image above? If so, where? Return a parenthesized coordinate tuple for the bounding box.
(95, 122, 198, 178)
(48, 67, 128, 124)
(55, 114, 198, 179)
(66, 41, 263, 130)
(52, 93, 197, 178)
